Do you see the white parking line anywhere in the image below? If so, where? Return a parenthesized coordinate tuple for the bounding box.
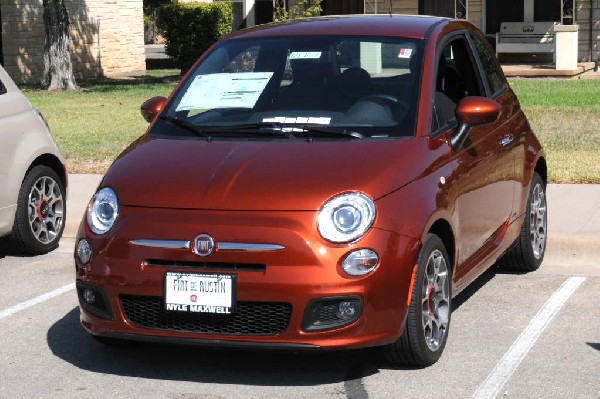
(472, 276, 586, 399)
(0, 283, 75, 320)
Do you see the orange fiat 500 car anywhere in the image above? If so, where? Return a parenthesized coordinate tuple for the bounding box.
(75, 15, 547, 367)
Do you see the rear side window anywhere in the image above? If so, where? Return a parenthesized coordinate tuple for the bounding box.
(471, 33, 505, 95)
(0, 79, 6, 95)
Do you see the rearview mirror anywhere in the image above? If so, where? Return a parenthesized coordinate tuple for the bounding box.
(140, 96, 167, 123)
(450, 96, 501, 151)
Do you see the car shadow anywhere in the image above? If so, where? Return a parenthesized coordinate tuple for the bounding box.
(452, 267, 497, 311)
(587, 342, 600, 352)
(47, 307, 384, 386)
(0, 237, 33, 259)
(47, 267, 498, 383)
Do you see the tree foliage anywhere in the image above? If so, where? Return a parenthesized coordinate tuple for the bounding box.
(156, 2, 233, 73)
(143, 0, 172, 13)
(42, 0, 77, 90)
(274, 0, 322, 22)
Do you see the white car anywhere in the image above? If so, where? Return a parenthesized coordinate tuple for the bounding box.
(0, 64, 67, 254)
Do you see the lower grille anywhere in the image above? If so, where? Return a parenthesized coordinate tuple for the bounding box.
(120, 295, 292, 336)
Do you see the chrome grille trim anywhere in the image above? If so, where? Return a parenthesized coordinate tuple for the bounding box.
(217, 243, 285, 252)
(130, 239, 190, 249)
(130, 239, 285, 252)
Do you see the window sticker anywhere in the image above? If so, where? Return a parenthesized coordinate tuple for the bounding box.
(176, 72, 274, 111)
(398, 48, 413, 59)
(262, 116, 331, 125)
(289, 51, 322, 60)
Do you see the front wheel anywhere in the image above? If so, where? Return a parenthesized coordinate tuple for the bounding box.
(499, 172, 547, 272)
(383, 233, 452, 367)
(10, 165, 66, 255)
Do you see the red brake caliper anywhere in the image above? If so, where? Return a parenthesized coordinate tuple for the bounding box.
(426, 284, 435, 315)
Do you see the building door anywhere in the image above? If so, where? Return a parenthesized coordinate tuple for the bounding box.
(485, 0, 524, 34)
(321, 0, 364, 15)
(534, 0, 560, 22)
(419, 0, 454, 18)
(255, 0, 273, 25)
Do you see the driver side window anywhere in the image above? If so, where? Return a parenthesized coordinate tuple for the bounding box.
(432, 35, 484, 132)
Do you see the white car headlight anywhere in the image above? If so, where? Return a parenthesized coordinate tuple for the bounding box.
(87, 187, 119, 235)
(317, 192, 376, 243)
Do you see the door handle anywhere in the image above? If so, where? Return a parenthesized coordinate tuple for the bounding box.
(500, 134, 514, 147)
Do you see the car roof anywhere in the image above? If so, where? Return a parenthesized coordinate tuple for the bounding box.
(226, 14, 450, 41)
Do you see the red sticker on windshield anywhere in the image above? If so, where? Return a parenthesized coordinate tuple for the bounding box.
(398, 48, 413, 59)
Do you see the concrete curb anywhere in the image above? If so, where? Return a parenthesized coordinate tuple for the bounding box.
(65, 174, 103, 239)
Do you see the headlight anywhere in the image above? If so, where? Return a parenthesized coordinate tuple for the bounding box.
(87, 187, 119, 234)
(317, 192, 376, 243)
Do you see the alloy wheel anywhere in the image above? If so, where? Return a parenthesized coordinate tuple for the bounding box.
(27, 176, 64, 244)
(529, 183, 547, 259)
(421, 249, 450, 352)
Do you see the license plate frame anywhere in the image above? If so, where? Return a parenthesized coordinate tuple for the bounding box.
(164, 272, 236, 314)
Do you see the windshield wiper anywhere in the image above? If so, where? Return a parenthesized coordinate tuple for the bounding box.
(159, 119, 364, 140)
(294, 126, 364, 139)
(204, 124, 364, 140)
(202, 123, 294, 138)
(159, 115, 208, 138)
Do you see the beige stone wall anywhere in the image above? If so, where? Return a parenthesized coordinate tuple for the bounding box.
(1, 0, 145, 84)
(1, 1, 45, 83)
(84, 0, 145, 77)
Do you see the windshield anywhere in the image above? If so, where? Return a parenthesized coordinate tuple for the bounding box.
(154, 35, 424, 139)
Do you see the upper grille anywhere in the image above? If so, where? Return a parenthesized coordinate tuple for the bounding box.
(120, 295, 292, 336)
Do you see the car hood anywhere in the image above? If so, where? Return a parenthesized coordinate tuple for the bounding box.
(102, 136, 425, 211)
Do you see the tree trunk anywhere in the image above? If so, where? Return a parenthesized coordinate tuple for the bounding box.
(42, 0, 77, 90)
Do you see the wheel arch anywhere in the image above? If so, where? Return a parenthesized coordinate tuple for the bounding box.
(534, 155, 547, 186)
(427, 218, 455, 271)
(27, 154, 68, 191)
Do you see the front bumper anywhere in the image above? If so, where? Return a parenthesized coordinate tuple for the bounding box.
(75, 205, 420, 350)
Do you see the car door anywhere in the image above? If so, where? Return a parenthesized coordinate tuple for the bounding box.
(431, 34, 515, 284)
(0, 73, 12, 233)
(0, 68, 31, 235)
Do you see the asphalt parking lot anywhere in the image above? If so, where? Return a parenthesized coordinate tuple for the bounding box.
(1, 180, 599, 399)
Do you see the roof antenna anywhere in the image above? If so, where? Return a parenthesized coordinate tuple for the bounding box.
(388, 0, 392, 16)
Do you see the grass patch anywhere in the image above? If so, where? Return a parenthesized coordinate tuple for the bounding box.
(510, 79, 600, 183)
(24, 73, 178, 174)
(22, 75, 600, 183)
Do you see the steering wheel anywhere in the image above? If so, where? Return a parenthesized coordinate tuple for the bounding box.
(355, 94, 408, 122)
(358, 94, 399, 103)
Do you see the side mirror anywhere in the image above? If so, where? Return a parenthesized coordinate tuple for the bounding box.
(140, 96, 167, 123)
(450, 96, 501, 151)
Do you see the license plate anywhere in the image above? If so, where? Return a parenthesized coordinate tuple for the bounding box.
(164, 272, 235, 314)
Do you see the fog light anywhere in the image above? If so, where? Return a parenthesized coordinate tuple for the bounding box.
(302, 296, 363, 332)
(77, 239, 92, 264)
(336, 301, 358, 320)
(341, 249, 379, 276)
(82, 288, 96, 304)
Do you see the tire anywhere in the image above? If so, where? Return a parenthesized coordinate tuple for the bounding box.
(499, 172, 547, 272)
(383, 234, 452, 367)
(10, 165, 66, 255)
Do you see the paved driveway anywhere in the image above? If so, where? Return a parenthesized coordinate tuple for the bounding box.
(0, 236, 598, 399)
